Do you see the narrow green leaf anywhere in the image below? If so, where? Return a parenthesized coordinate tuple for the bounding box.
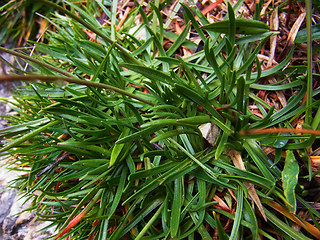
(110, 127, 131, 166)
(0, 118, 51, 136)
(251, 46, 295, 79)
(227, 2, 236, 47)
(295, 23, 320, 43)
(215, 119, 231, 159)
(111, 197, 164, 239)
(120, 63, 172, 83)
(167, 21, 191, 56)
(212, 160, 274, 188)
(150, 129, 198, 143)
(243, 198, 259, 239)
(176, 115, 211, 124)
(204, 39, 224, 84)
(168, 139, 234, 190)
(250, 80, 303, 90)
(229, 185, 243, 240)
(213, 211, 229, 240)
(91, 41, 117, 83)
(116, 125, 163, 144)
(179, 180, 207, 239)
(282, 150, 299, 213)
(244, 139, 279, 180)
(132, 37, 153, 56)
(135, 202, 165, 240)
(157, 56, 212, 73)
(173, 84, 232, 134)
(0, 120, 59, 152)
(58, 187, 102, 233)
(107, 167, 127, 218)
(181, 4, 207, 41)
(202, 18, 269, 35)
(144, 25, 167, 57)
(170, 177, 183, 237)
(237, 36, 269, 76)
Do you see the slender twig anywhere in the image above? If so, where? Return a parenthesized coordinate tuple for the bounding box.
(0, 75, 155, 106)
(35, 151, 70, 178)
(240, 128, 320, 136)
(0, 47, 74, 78)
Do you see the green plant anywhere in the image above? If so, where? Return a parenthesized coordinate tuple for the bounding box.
(1, 0, 320, 239)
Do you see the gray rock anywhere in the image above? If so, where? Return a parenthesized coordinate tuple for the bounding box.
(0, 55, 55, 239)
(0, 159, 56, 239)
(0, 187, 16, 226)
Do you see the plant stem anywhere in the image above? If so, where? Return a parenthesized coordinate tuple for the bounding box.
(0, 75, 155, 106)
(0, 47, 73, 78)
(240, 128, 320, 136)
(111, 0, 117, 41)
(305, 0, 313, 124)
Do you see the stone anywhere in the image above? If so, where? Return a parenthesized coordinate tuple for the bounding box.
(0, 58, 55, 238)
(0, 159, 56, 239)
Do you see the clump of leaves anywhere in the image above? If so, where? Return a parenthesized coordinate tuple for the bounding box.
(1, 0, 320, 239)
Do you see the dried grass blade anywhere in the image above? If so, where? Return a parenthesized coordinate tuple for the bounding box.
(278, 11, 306, 61)
(265, 200, 320, 239)
(227, 149, 267, 221)
(267, 6, 278, 67)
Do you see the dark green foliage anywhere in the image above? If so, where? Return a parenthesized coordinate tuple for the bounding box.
(0, 1, 319, 239)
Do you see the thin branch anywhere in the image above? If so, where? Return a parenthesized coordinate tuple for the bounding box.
(35, 151, 70, 178)
(240, 128, 320, 136)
